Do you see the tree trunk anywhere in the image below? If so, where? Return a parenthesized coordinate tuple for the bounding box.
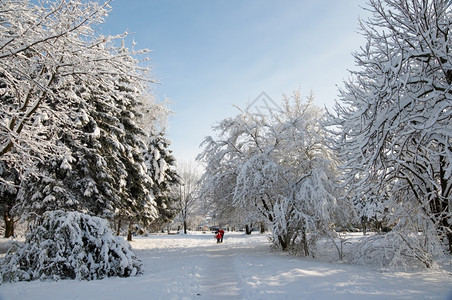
(245, 224, 252, 235)
(301, 229, 309, 256)
(278, 235, 288, 251)
(375, 221, 382, 233)
(4, 212, 15, 238)
(362, 216, 368, 236)
(116, 218, 122, 236)
(183, 220, 187, 234)
(439, 153, 452, 254)
(127, 221, 133, 241)
(260, 222, 265, 234)
(445, 231, 452, 254)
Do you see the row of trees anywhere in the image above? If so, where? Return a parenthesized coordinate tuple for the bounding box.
(0, 0, 179, 239)
(1, 0, 450, 272)
(199, 0, 452, 268)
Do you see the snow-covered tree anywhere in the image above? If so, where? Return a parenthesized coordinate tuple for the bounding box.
(0, 162, 20, 238)
(176, 161, 202, 234)
(197, 143, 244, 229)
(0, 0, 112, 183)
(197, 133, 263, 233)
(0, 0, 177, 281)
(0, 0, 169, 239)
(0, 210, 142, 282)
(328, 0, 452, 266)
(144, 132, 180, 231)
(200, 172, 259, 233)
(1, 1, 114, 226)
(199, 92, 341, 253)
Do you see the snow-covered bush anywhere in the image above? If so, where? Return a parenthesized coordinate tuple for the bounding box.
(349, 231, 443, 269)
(0, 210, 143, 283)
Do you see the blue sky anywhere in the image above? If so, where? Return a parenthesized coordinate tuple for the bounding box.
(102, 0, 369, 163)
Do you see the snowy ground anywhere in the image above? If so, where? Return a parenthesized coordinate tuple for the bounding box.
(1, 232, 452, 300)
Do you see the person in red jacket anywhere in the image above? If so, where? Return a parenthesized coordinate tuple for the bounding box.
(218, 228, 225, 243)
(215, 231, 222, 243)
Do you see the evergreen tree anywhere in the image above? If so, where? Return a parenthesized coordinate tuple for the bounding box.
(0, 0, 112, 232)
(0, 0, 165, 235)
(0, 0, 110, 181)
(17, 50, 160, 231)
(144, 132, 180, 229)
(0, 210, 143, 282)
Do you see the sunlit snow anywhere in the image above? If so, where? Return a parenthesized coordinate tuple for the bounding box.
(1, 232, 451, 300)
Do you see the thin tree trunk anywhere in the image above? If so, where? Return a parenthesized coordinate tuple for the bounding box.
(127, 221, 133, 241)
(4, 212, 15, 238)
(362, 216, 368, 236)
(116, 218, 122, 236)
(304, 231, 309, 256)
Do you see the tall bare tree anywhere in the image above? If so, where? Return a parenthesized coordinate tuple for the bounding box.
(176, 161, 201, 234)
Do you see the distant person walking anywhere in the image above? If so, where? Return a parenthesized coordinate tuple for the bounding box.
(215, 231, 222, 243)
(216, 228, 225, 243)
(219, 228, 225, 242)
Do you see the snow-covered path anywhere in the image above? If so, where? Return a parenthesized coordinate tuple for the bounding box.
(1, 232, 452, 300)
(198, 246, 242, 298)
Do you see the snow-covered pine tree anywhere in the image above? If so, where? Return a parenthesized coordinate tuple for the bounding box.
(328, 0, 452, 266)
(0, 210, 142, 282)
(1, 0, 169, 241)
(16, 43, 161, 238)
(0, 0, 110, 184)
(0, 0, 171, 280)
(144, 132, 180, 231)
(0, 0, 113, 236)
